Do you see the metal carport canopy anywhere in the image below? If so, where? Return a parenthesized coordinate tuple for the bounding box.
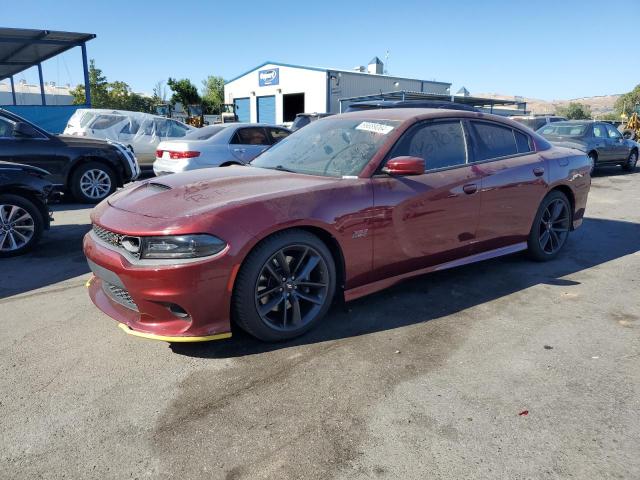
(0, 27, 95, 106)
(0, 28, 95, 80)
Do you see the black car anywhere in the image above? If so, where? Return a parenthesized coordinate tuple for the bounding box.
(537, 121, 639, 174)
(344, 99, 478, 113)
(0, 161, 54, 256)
(0, 108, 140, 203)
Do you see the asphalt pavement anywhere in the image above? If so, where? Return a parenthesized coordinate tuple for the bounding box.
(1, 167, 639, 479)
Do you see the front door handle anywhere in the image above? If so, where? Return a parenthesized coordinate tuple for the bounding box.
(533, 166, 545, 177)
(463, 183, 478, 194)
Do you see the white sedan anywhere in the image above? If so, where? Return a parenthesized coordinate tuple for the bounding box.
(153, 123, 291, 176)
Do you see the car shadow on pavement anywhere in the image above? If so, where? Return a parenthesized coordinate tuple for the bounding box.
(0, 223, 91, 299)
(171, 216, 640, 358)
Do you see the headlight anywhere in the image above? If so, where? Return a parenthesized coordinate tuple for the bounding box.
(140, 234, 227, 259)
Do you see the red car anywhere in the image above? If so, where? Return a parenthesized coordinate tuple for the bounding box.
(84, 109, 591, 342)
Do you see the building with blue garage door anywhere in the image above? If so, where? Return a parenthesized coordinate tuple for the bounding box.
(224, 57, 452, 125)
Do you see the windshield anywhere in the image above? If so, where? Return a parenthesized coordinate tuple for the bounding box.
(538, 124, 588, 137)
(184, 125, 227, 140)
(251, 118, 401, 177)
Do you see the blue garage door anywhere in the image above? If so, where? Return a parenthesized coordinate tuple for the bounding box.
(257, 95, 276, 124)
(234, 97, 250, 123)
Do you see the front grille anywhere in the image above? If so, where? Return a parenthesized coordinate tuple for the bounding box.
(93, 224, 124, 248)
(103, 281, 139, 312)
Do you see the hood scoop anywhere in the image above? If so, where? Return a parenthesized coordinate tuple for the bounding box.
(146, 182, 172, 191)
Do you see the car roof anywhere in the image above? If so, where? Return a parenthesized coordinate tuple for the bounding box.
(336, 107, 512, 123)
(348, 100, 478, 112)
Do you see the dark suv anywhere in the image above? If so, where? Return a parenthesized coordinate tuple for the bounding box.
(0, 109, 140, 203)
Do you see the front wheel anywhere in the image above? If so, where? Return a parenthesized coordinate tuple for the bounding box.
(622, 150, 638, 172)
(71, 161, 116, 203)
(0, 194, 44, 257)
(527, 191, 572, 262)
(233, 230, 336, 342)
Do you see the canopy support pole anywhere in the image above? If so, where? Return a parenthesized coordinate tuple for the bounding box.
(37, 63, 46, 105)
(81, 43, 91, 106)
(10, 75, 16, 105)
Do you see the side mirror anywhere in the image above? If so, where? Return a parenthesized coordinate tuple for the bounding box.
(13, 122, 39, 138)
(382, 156, 425, 176)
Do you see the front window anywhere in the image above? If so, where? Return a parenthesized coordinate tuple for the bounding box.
(605, 124, 622, 139)
(251, 118, 401, 177)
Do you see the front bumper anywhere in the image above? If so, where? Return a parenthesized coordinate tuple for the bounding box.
(83, 230, 235, 341)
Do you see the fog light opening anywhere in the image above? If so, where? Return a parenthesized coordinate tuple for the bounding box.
(166, 303, 190, 319)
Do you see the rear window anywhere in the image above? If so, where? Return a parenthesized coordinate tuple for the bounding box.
(470, 121, 519, 160)
(512, 118, 546, 131)
(538, 124, 587, 137)
(79, 111, 96, 128)
(185, 125, 226, 140)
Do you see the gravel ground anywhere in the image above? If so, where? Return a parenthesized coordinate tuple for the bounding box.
(1, 168, 639, 479)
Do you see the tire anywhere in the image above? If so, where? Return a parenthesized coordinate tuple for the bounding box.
(527, 191, 572, 262)
(588, 152, 597, 176)
(233, 229, 336, 342)
(622, 150, 638, 172)
(0, 194, 44, 257)
(71, 161, 117, 203)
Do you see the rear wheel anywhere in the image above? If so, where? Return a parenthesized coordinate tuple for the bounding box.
(527, 191, 571, 262)
(0, 194, 44, 257)
(622, 150, 638, 172)
(71, 161, 116, 203)
(233, 230, 336, 342)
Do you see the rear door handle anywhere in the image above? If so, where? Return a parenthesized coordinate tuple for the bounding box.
(463, 183, 478, 194)
(233, 148, 246, 153)
(533, 167, 545, 177)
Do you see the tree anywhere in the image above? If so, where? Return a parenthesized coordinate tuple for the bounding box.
(201, 75, 225, 114)
(70, 59, 153, 112)
(614, 84, 640, 117)
(70, 59, 109, 107)
(556, 102, 592, 120)
(167, 78, 201, 111)
(152, 80, 168, 103)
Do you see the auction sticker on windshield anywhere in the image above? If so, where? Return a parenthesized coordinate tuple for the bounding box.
(355, 122, 395, 135)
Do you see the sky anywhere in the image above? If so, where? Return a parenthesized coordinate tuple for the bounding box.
(4, 0, 639, 100)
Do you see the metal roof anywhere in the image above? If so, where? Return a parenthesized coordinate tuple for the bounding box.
(225, 61, 451, 86)
(340, 90, 525, 108)
(0, 28, 96, 80)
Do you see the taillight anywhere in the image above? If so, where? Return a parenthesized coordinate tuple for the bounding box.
(156, 150, 200, 159)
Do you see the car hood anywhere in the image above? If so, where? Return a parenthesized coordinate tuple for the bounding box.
(107, 166, 339, 219)
(54, 134, 117, 149)
(0, 160, 50, 176)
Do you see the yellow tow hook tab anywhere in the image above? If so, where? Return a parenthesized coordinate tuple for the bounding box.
(85, 277, 93, 288)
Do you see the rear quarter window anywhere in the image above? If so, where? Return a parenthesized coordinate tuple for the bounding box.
(470, 121, 519, 160)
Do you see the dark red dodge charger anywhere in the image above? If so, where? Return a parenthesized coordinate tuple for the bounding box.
(84, 109, 591, 342)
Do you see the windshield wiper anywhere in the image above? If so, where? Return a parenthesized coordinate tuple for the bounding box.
(263, 165, 296, 173)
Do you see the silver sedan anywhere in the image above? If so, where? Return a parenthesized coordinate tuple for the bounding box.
(153, 123, 291, 175)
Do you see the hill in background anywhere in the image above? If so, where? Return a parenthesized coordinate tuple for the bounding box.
(477, 92, 620, 117)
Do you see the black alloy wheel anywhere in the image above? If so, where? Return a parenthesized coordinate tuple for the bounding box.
(233, 230, 336, 341)
(527, 191, 571, 261)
